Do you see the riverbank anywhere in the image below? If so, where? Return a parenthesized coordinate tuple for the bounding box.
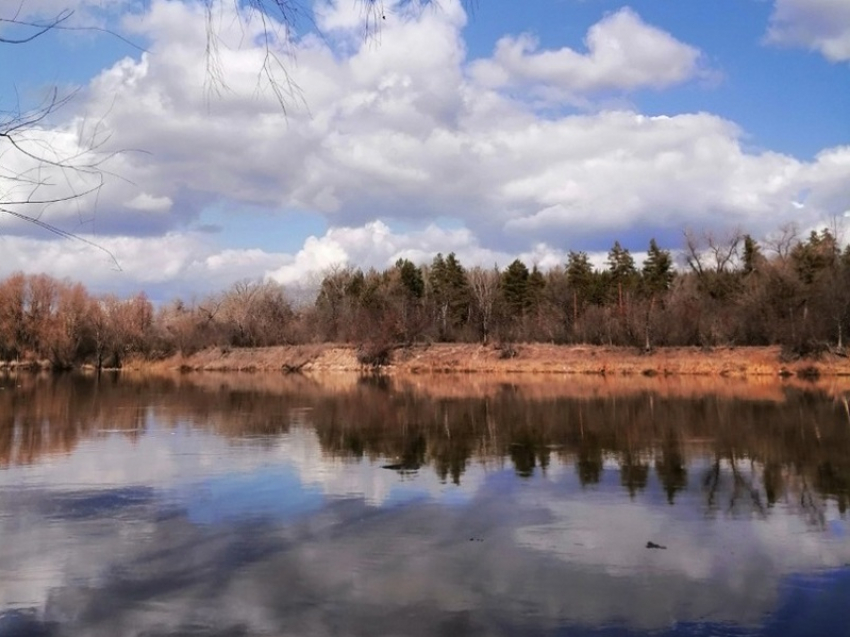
(123, 343, 850, 378)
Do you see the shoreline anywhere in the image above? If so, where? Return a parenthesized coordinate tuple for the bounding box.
(4, 343, 850, 378)
(114, 343, 850, 378)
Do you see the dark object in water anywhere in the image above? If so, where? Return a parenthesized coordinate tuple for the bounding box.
(381, 462, 420, 471)
(646, 541, 667, 549)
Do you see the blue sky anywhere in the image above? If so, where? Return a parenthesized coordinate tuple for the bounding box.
(0, 0, 848, 299)
(466, 0, 848, 157)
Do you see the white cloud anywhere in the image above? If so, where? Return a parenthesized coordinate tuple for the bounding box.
(125, 192, 173, 212)
(0, 231, 288, 300)
(2, 0, 849, 298)
(265, 220, 570, 286)
(469, 8, 707, 99)
(767, 0, 850, 62)
(0, 220, 570, 300)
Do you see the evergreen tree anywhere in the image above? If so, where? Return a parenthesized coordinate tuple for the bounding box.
(607, 241, 637, 314)
(527, 265, 546, 310)
(566, 251, 594, 294)
(501, 259, 531, 315)
(395, 258, 424, 298)
(641, 239, 674, 295)
(792, 229, 838, 284)
(428, 252, 470, 339)
(566, 251, 597, 321)
(741, 234, 763, 275)
(640, 239, 674, 351)
(607, 241, 637, 285)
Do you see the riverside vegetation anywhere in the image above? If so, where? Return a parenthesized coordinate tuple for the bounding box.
(2, 228, 850, 371)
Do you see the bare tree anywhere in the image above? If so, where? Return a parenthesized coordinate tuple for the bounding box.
(467, 266, 499, 344)
(683, 228, 744, 276)
(764, 223, 800, 261)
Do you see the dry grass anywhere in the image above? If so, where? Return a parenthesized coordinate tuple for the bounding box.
(141, 342, 850, 381)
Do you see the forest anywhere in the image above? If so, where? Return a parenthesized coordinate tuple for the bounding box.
(1, 227, 849, 369)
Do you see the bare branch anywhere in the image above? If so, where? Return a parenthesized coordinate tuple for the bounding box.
(0, 205, 121, 270)
(765, 223, 800, 260)
(683, 228, 743, 275)
(0, 82, 126, 266)
(0, 8, 72, 44)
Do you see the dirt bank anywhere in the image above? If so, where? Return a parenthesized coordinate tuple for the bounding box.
(135, 343, 850, 378)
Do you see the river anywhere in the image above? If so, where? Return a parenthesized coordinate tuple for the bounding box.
(1, 372, 849, 636)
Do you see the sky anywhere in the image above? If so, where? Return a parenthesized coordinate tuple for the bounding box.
(0, 0, 848, 301)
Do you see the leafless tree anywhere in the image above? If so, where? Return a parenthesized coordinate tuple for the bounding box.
(467, 266, 499, 344)
(764, 223, 800, 261)
(683, 228, 744, 276)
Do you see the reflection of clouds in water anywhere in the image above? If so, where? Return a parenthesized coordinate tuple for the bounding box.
(278, 426, 487, 506)
(4, 482, 849, 636)
(3, 424, 485, 508)
(0, 487, 160, 613)
(510, 467, 850, 627)
(3, 421, 850, 634)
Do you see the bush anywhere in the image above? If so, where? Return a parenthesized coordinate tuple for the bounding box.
(357, 342, 392, 369)
(781, 339, 829, 361)
(496, 342, 518, 359)
(796, 365, 821, 381)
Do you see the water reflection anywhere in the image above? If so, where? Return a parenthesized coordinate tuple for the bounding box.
(1, 371, 849, 636)
(3, 372, 849, 515)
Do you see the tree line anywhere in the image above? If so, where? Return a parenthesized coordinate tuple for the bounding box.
(2, 227, 850, 368)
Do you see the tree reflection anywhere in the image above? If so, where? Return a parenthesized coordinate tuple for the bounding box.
(656, 442, 688, 505)
(1, 372, 849, 526)
(576, 444, 604, 486)
(816, 463, 850, 514)
(620, 452, 649, 497)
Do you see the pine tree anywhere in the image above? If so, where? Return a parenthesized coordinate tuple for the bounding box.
(741, 234, 763, 275)
(640, 239, 674, 351)
(528, 265, 546, 310)
(501, 259, 530, 315)
(566, 251, 595, 321)
(641, 239, 674, 294)
(607, 241, 637, 284)
(792, 229, 838, 285)
(396, 258, 424, 298)
(428, 252, 470, 339)
(607, 241, 637, 314)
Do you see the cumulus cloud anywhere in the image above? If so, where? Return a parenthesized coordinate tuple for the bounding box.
(0, 219, 570, 300)
(265, 219, 587, 287)
(470, 8, 707, 100)
(766, 0, 850, 62)
(2, 0, 849, 298)
(0, 231, 288, 300)
(268, 221, 495, 285)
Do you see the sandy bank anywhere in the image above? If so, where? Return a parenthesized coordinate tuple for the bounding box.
(135, 343, 850, 379)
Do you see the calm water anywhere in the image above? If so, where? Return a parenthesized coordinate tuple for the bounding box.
(1, 372, 850, 637)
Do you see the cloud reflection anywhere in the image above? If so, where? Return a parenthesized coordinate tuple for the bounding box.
(2, 374, 850, 635)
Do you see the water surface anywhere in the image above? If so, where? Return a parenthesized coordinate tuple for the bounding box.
(1, 372, 849, 636)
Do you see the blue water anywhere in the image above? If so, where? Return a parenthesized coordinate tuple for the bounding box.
(1, 373, 849, 636)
